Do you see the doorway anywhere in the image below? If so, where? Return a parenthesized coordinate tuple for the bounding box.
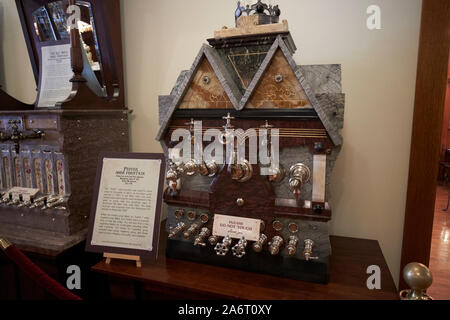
(400, 0, 450, 296)
(428, 58, 450, 299)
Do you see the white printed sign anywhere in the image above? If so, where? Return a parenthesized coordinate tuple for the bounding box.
(212, 214, 261, 241)
(37, 44, 73, 108)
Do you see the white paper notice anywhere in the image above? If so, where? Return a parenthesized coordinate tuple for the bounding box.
(212, 214, 261, 241)
(37, 44, 73, 108)
(91, 158, 162, 252)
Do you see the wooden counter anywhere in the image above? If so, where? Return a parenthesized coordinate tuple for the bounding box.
(92, 229, 399, 300)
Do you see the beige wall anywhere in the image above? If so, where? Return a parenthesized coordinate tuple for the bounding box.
(1, 0, 422, 287)
(0, 0, 36, 103)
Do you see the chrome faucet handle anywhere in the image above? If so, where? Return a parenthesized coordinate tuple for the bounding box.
(194, 228, 211, 247)
(183, 223, 200, 240)
(252, 234, 268, 253)
(268, 236, 284, 256)
(289, 163, 311, 200)
(286, 236, 299, 256)
(303, 239, 319, 261)
(232, 237, 248, 258)
(168, 222, 187, 239)
(214, 236, 233, 256)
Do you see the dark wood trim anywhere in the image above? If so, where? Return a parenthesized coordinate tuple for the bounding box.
(400, 0, 450, 289)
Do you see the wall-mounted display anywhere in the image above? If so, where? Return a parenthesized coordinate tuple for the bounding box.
(0, 0, 129, 253)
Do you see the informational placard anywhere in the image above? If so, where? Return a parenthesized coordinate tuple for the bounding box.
(212, 214, 261, 241)
(37, 44, 73, 108)
(86, 153, 166, 260)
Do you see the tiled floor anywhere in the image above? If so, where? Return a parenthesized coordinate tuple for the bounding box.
(428, 184, 450, 300)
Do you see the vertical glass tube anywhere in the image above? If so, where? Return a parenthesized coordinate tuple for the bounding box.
(45, 159, 54, 195)
(3, 158, 11, 189)
(56, 159, 66, 196)
(34, 158, 44, 193)
(14, 158, 22, 187)
(23, 158, 32, 188)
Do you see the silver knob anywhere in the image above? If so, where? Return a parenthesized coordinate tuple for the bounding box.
(268, 236, 284, 256)
(232, 237, 248, 258)
(214, 236, 233, 256)
(268, 165, 285, 184)
(286, 236, 299, 256)
(252, 234, 268, 253)
(399, 263, 433, 300)
(303, 239, 319, 261)
(184, 160, 198, 176)
(208, 235, 219, 246)
(168, 222, 187, 239)
(194, 228, 211, 247)
(206, 161, 219, 177)
(183, 223, 200, 240)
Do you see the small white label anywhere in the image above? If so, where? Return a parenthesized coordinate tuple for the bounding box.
(212, 214, 261, 241)
(4, 187, 40, 202)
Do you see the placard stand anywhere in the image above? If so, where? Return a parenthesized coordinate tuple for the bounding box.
(104, 253, 142, 268)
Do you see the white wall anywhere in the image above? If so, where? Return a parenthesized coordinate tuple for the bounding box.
(1, 0, 423, 288)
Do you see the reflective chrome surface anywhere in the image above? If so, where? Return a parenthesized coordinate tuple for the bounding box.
(232, 237, 248, 258)
(400, 262, 433, 300)
(303, 239, 319, 261)
(194, 228, 211, 247)
(252, 234, 268, 253)
(268, 236, 284, 255)
(214, 236, 233, 256)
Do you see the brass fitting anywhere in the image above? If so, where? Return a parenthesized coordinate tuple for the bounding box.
(0, 238, 12, 251)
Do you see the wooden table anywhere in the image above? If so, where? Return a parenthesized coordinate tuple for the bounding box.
(92, 230, 399, 300)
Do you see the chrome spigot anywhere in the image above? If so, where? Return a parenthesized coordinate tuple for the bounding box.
(214, 236, 233, 256)
(289, 163, 311, 200)
(208, 235, 219, 246)
(166, 161, 182, 196)
(286, 236, 299, 256)
(42, 198, 66, 210)
(303, 239, 319, 261)
(194, 228, 211, 247)
(267, 165, 285, 184)
(168, 222, 187, 239)
(228, 152, 253, 183)
(183, 223, 200, 240)
(252, 234, 268, 253)
(232, 237, 248, 258)
(268, 236, 284, 256)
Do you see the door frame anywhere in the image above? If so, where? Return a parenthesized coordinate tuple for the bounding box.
(399, 0, 450, 289)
